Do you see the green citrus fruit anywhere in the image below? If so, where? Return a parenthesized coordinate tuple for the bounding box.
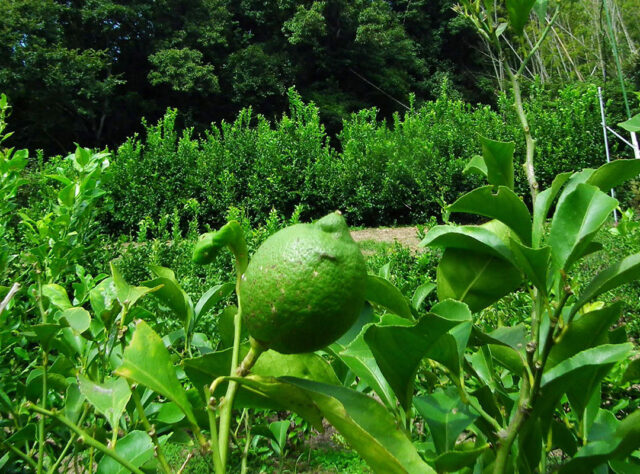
(239, 212, 367, 354)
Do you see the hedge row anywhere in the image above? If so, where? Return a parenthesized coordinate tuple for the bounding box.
(105, 84, 616, 232)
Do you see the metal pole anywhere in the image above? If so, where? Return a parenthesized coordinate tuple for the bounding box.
(632, 132, 640, 159)
(598, 87, 618, 222)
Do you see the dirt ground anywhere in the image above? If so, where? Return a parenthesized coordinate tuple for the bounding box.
(350, 226, 421, 251)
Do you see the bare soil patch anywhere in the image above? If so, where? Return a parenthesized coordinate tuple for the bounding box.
(350, 226, 421, 251)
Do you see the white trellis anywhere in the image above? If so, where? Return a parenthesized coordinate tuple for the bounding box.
(597, 87, 640, 223)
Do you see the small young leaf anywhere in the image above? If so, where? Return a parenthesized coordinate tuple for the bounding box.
(79, 375, 131, 430)
(448, 186, 532, 245)
(58, 307, 91, 333)
(505, 0, 536, 35)
(194, 282, 234, 317)
(571, 253, 640, 319)
(414, 388, 479, 454)
(96, 430, 154, 474)
(436, 248, 522, 313)
(365, 275, 413, 320)
(479, 136, 515, 189)
(115, 320, 197, 427)
(42, 284, 72, 310)
(411, 282, 436, 312)
(549, 183, 617, 270)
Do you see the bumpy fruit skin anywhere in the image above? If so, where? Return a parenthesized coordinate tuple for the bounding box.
(239, 212, 367, 354)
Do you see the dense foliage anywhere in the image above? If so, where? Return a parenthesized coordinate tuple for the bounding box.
(0, 0, 488, 154)
(106, 83, 625, 231)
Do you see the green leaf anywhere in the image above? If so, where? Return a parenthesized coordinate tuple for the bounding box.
(331, 330, 396, 410)
(233, 375, 435, 474)
(24, 323, 62, 350)
(411, 282, 436, 312)
(618, 113, 640, 132)
(78, 375, 131, 430)
(96, 430, 154, 474)
(421, 225, 515, 263)
(365, 275, 413, 319)
(571, 253, 640, 320)
(194, 282, 234, 317)
(42, 284, 72, 310)
(429, 444, 490, 471)
(7, 424, 37, 444)
(414, 388, 479, 454)
(549, 184, 618, 270)
(479, 136, 515, 189)
(58, 307, 91, 333)
(448, 186, 532, 244)
(463, 155, 488, 178)
(90, 278, 121, 329)
(110, 262, 160, 308)
(143, 266, 193, 330)
(364, 300, 472, 409)
(115, 320, 197, 427)
(269, 420, 289, 452)
(505, 0, 536, 35)
(547, 303, 623, 370)
(436, 248, 522, 313)
(622, 357, 640, 384)
(532, 0, 548, 21)
(532, 172, 572, 246)
(509, 240, 551, 294)
(64, 383, 84, 424)
(218, 305, 238, 349)
(587, 159, 640, 193)
(541, 344, 633, 416)
(183, 347, 340, 405)
(559, 410, 640, 473)
(155, 402, 185, 424)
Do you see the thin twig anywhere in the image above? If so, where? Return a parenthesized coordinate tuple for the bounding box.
(0, 282, 19, 316)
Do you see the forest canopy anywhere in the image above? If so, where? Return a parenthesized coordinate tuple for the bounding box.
(0, 0, 638, 153)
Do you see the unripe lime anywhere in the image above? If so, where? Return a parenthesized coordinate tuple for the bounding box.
(239, 212, 367, 354)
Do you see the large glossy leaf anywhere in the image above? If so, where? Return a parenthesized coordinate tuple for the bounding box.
(115, 320, 197, 427)
(587, 159, 640, 193)
(541, 344, 633, 416)
(618, 114, 640, 132)
(194, 282, 234, 317)
(110, 262, 160, 308)
(421, 225, 514, 263)
(233, 375, 435, 474)
(414, 388, 479, 454)
(532, 172, 572, 247)
(547, 303, 622, 369)
(559, 410, 640, 473)
(571, 253, 640, 319)
(143, 266, 193, 330)
(78, 375, 131, 430)
(509, 240, 550, 294)
(429, 444, 489, 472)
(332, 331, 396, 409)
(436, 248, 522, 313)
(448, 186, 532, 244)
(364, 275, 412, 319)
(364, 300, 472, 409)
(479, 136, 515, 189)
(549, 183, 617, 270)
(505, 0, 536, 34)
(96, 430, 154, 474)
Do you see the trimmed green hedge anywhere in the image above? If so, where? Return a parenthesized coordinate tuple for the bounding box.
(106, 84, 618, 232)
